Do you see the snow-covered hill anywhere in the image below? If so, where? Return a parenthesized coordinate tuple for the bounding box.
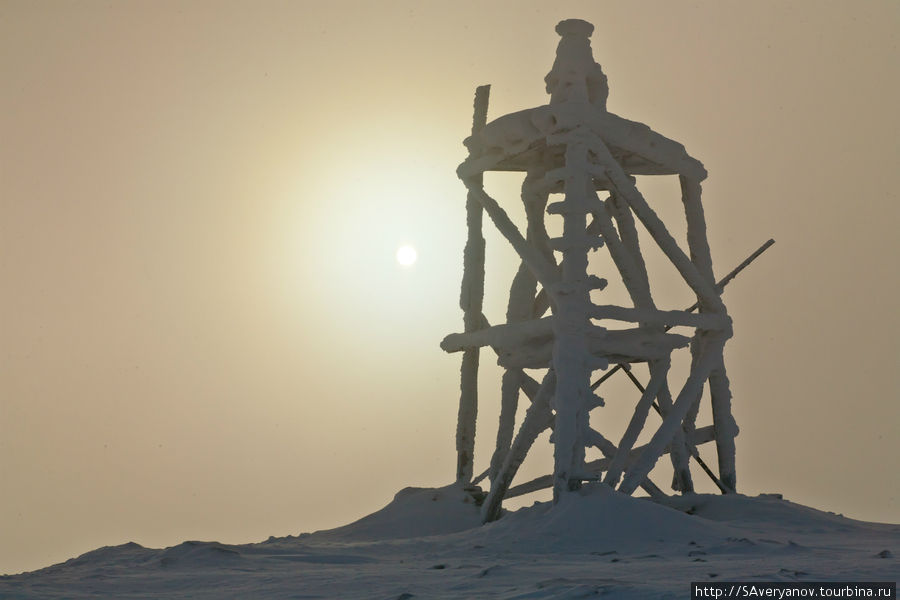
(1, 485, 896, 599)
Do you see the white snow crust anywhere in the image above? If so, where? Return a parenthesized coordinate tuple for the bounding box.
(1, 485, 896, 599)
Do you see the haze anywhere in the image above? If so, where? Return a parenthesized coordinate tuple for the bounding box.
(1, 1, 898, 575)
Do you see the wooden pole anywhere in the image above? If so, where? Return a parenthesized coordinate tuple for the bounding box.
(604, 186, 695, 491)
(455, 85, 490, 484)
(583, 429, 667, 498)
(490, 369, 521, 483)
(621, 365, 727, 494)
(619, 335, 726, 495)
(581, 191, 651, 308)
(482, 370, 557, 522)
(489, 169, 551, 484)
(680, 175, 737, 492)
(585, 141, 725, 312)
(550, 140, 602, 502)
(603, 189, 655, 308)
(587, 238, 774, 391)
(603, 359, 669, 488)
(652, 376, 695, 492)
(463, 184, 561, 289)
(505, 425, 718, 500)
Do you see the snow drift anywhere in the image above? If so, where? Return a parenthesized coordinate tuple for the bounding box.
(3, 486, 896, 599)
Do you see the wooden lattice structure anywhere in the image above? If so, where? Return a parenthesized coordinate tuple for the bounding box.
(442, 19, 772, 523)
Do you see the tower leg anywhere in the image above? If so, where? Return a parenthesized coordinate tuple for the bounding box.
(709, 364, 738, 492)
(679, 175, 737, 493)
(455, 86, 490, 484)
(456, 348, 479, 484)
(482, 370, 556, 522)
(489, 369, 521, 482)
(551, 140, 600, 501)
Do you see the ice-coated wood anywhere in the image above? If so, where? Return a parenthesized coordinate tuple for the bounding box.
(505, 425, 718, 500)
(603, 358, 670, 488)
(680, 174, 737, 493)
(455, 85, 491, 484)
(444, 19, 757, 514)
(482, 370, 557, 522)
(619, 335, 727, 495)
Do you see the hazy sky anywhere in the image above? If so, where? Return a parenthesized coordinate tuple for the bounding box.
(2, 0, 898, 575)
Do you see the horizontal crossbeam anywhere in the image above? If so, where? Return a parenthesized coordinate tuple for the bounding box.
(504, 425, 718, 500)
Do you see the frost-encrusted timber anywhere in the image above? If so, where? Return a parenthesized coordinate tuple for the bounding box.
(444, 18, 767, 524)
(455, 85, 490, 484)
(504, 424, 718, 500)
(459, 108, 708, 183)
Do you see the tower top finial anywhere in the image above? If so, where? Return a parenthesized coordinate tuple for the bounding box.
(555, 19, 594, 38)
(545, 19, 608, 108)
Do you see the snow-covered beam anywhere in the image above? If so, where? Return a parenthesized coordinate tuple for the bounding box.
(442, 307, 725, 355)
(589, 305, 730, 330)
(490, 369, 521, 483)
(588, 238, 773, 402)
(441, 317, 553, 353)
(550, 141, 597, 503)
(680, 175, 737, 493)
(709, 367, 737, 492)
(655, 376, 695, 493)
(619, 335, 727, 495)
(504, 424, 718, 500)
(603, 359, 670, 488)
(586, 141, 725, 313)
(584, 427, 665, 499)
(455, 85, 490, 484)
(489, 169, 554, 484)
(606, 189, 654, 306)
(462, 184, 561, 290)
(482, 370, 557, 522)
(498, 327, 689, 370)
(586, 190, 654, 309)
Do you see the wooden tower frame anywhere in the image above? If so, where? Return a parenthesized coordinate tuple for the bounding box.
(442, 19, 769, 523)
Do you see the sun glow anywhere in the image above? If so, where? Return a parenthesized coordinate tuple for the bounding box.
(396, 245, 417, 266)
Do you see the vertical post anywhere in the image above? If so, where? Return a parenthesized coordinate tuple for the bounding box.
(708, 367, 737, 491)
(490, 369, 520, 482)
(679, 175, 737, 492)
(551, 138, 602, 501)
(455, 85, 491, 484)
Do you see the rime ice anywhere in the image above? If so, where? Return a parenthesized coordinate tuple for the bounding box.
(443, 19, 740, 522)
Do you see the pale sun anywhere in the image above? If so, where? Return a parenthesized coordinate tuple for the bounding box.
(396, 245, 417, 266)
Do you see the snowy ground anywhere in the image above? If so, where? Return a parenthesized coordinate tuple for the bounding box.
(1, 485, 896, 599)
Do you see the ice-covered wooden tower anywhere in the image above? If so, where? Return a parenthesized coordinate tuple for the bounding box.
(443, 19, 770, 523)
